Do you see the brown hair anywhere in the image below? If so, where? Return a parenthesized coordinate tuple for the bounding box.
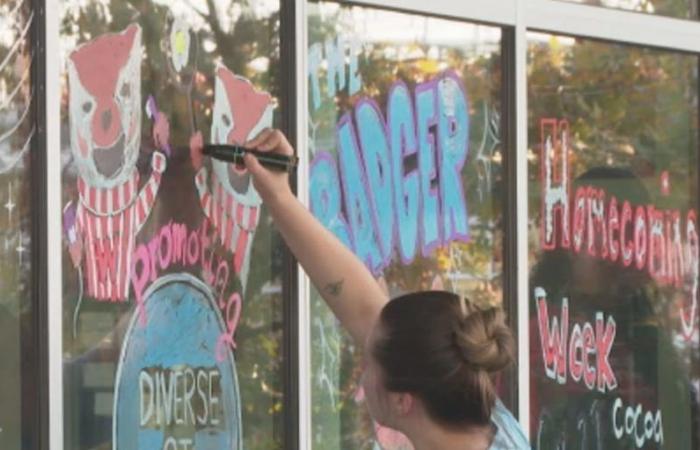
(372, 291, 514, 428)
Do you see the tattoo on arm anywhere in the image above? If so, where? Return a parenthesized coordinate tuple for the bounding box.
(323, 279, 344, 297)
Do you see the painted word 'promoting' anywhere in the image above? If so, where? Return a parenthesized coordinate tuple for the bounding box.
(310, 71, 470, 273)
(535, 287, 618, 393)
(612, 397, 664, 448)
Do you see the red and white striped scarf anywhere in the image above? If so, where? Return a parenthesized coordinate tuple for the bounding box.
(76, 153, 165, 301)
(195, 168, 260, 275)
(78, 170, 139, 215)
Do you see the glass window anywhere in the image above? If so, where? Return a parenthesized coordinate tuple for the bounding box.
(0, 0, 37, 449)
(307, 2, 506, 448)
(562, 0, 697, 20)
(528, 33, 700, 449)
(59, 1, 287, 448)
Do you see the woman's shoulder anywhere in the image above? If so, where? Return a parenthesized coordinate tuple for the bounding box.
(489, 399, 532, 450)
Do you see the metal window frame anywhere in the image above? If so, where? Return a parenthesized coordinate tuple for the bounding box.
(281, 1, 301, 449)
(294, 0, 313, 448)
(46, 0, 63, 447)
(24, 0, 49, 449)
(40, 0, 700, 448)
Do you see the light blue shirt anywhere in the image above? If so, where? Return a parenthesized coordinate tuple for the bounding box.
(369, 398, 531, 450)
(490, 399, 531, 449)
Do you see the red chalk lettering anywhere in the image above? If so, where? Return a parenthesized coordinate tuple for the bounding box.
(634, 206, 647, 270)
(94, 237, 119, 300)
(608, 196, 620, 262)
(682, 210, 699, 339)
(666, 210, 683, 287)
(540, 119, 571, 250)
(588, 187, 608, 259)
(536, 287, 568, 383)
(573, 187, 587, 253)
(568, 323, 584, 382)
(582, 322, 596, 390)
(647, 206, 666, 282)
(535, 287, 618, 393)
(538, 118, 700, 338)
(621, 201, 634, 267)
(595, 312, 617, 392)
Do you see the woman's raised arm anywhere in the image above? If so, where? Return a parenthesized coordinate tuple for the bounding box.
(241, 129, 388, 345)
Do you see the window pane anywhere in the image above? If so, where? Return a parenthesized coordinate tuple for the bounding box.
(0, 1, 35, 449)
(307, 3, 505, 448)
(562, 0, 697, 20)
(59, 1, 286, 448)
(528, 33, 700, 450)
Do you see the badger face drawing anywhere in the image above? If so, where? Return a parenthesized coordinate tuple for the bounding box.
(211, 66, 273, 204)
(67, 24, 142, 189)
(65, 24, 167, 304)
(195, 65, 273, 292)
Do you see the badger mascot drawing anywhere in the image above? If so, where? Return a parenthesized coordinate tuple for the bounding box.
(64, 24, 169, 303)
(191, 65, 272, 293)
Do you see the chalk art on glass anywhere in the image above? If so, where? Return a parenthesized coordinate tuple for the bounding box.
(535, 287, 618, 392)
(540, 118, 700, 340)
(474, 102, 500, 203)
(0, 16, 34, 176)
(163, 11, 199, 134)
(308, 115, 320, 158)
(310, 71, 471, 274)
(169, 18, 191, 73)
(64, 24, 169, 312)
(314, 317, 339, 410)
(0, 127, 33, 176)
(193, 65, 272, 293)
(113, 274, 242, 450)
(15, 230, 26, 266)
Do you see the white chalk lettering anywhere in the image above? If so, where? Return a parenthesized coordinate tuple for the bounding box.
(612, 397, 663, 448)
(162, 436, 193, 450)
(139, 367, 221, 428)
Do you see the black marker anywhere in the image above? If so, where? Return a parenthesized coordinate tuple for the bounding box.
(202, 144, 298, 173)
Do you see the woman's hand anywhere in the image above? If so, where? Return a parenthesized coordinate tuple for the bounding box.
(243, 128, 295, 204)
(190, 131, 204, 171)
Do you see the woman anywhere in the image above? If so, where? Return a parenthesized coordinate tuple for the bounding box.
(237, 129, 530, 449)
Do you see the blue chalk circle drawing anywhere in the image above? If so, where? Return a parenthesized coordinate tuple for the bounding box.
(113, 273, 242, 450)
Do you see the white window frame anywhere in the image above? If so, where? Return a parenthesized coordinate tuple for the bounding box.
(44, 0, 700, 448)
(46, 0, 63, 448)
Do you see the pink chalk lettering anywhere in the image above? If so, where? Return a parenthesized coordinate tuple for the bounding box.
(215, 292, 242, 362)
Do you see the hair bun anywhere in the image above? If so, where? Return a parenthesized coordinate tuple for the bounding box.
(453, 307, 514, 373)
